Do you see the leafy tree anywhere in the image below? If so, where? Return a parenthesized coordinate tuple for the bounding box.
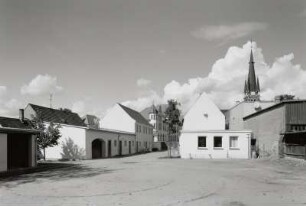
(164, 99, 183, 140)
(61, 137, 85, 160)
(31, 114, 61, 160)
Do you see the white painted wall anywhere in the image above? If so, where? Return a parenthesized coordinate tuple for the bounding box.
(0, 133, 7, 172)
(86, 129, 136, 159)
(100, 104, 135, 133)
(180, 131, 252, 159)
(45, 124, 87, 159)
(183, 93, 225, 131)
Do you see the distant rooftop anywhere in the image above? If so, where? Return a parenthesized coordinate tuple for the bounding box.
(27, 104, 86, 127)
(118, 104, 152, 126)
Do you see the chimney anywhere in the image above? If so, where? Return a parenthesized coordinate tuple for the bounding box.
(19, 109, 25, 122)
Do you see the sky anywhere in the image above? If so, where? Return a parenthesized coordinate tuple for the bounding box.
(1, 0, 306, 118)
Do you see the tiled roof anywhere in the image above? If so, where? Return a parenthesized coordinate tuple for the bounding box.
(0, 116, 33, 130)
(118, 104, 151, 126)
(140, 104, 168, 120)
(28, 104, 86, 127)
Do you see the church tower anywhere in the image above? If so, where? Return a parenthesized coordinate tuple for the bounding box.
(244, 44, 260, 102)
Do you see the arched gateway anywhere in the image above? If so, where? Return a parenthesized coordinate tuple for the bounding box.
(92, 139, 105, 159)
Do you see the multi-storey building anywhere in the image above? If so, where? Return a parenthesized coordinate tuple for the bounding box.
(141, 105, 169, 151)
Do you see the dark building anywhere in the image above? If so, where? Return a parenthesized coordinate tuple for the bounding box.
(0, 111, 38, 172)
(244, 100, 306, 158)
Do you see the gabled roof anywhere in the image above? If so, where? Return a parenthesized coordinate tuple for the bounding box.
(118, 104, 151, 126)
(28, 104, 86, 127)
(0, 116, 38, 133)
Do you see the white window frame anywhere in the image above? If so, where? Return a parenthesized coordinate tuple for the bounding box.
(229, 136, 239, 149)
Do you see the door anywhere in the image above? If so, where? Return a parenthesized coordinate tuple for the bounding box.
(7, 133, 30, 170)
(108, 140, 112, 157)
(129, 141, 131, 154)
(92, 139, 102, 159)
(119, 141, 122, 156)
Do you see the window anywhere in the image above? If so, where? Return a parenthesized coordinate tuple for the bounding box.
(198, 136, 206, 148)
(214, 136, 222, 148)
(124, 141, 127, 146)
(114, 140, 117, 147)
(229, 136, 238, 148)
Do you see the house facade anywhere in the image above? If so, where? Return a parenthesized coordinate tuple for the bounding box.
(0, 112, 38, 172)
(101, 103, 154, 152)
(180, 93, 252, 159)
(24, 104, 137, 160)
(141, 105, 169, 151)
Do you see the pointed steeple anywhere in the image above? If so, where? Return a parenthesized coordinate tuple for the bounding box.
(248, 49, 257, 93)
(244, 40, 260, 102)
(256, 77, 260, 93)
(244, 80, 248, 94)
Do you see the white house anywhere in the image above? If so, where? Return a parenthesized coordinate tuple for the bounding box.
(180, 93, 252, 159)
(101, 103, 154, 152)
(24, 104, 137, 160)
(0, 112, 38, 172)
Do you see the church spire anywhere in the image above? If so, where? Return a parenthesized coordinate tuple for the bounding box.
(244, 40, 260, 102)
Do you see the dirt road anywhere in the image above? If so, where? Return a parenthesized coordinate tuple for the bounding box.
(1, 152, 306, 206)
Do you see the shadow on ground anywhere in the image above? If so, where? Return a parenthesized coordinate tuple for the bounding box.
(0, 162, 113, 188)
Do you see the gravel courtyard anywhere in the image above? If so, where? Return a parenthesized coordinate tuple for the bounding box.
(1, 152, 306, 206)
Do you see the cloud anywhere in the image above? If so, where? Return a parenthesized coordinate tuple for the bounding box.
(123, 41, 306, 115)
(191, 22, 268, 44)
(136, 78, 152, 87)
(21, 74, 63, 96)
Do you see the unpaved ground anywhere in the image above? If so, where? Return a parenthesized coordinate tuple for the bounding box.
(1, 152, 306, 206)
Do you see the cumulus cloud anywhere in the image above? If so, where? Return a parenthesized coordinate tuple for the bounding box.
(191, 22, 268, 44)
(123, 41, 306, 115)
(136, 78, 152, 87)
(21, 74, 63, 96)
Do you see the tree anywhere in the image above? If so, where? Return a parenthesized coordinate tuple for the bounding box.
(164, 99, 183, 141)
(31, 114, 61, 160)
(61, 137, 85, 160)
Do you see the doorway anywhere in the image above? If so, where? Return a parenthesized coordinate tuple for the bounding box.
(7, 133, 31, 170)
(129, 141, 131, 154)
(119, 141, 122, 156)
(92, 139, 104, 159)
(108, 140, 112, 157)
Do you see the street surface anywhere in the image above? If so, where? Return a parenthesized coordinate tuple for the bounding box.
(1, 152, 306, 206)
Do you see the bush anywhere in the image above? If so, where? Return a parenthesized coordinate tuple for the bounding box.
(61, 138, 85, 160)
